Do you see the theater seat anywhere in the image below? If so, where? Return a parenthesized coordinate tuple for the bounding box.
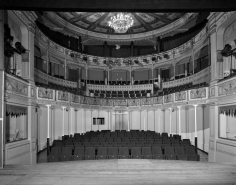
(72, 147, 84, 160)
(131, 147, 142, 159)
(175, 146, 188, 160)
(48, 147, 61, 162)
(97, 147, 107, 160)
(164, 146, 177, 160)
(119, 147, 130, 159)
(152, 146, 164, 159)
(84, 147, 95, 160)
(185, 146, 200, 161)
(108, 147, 118, 159)
(60, 147, 73, 161)
(142, 147, 152, 159)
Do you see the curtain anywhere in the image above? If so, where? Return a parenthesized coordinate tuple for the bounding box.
(220, 106, 236, 116)
(6, 105, 27, 117)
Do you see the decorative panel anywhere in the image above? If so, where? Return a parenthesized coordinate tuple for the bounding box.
(114, 99, 127, 107)
(56, 91, 69, 102)
(164, 94, 172, 104)
(100, 99, 113, 106)
(71, 94, 80, 103)
(152, 96, 163, 105)
(127, 99, 140, 106)
(174, 91, 187, 102)
(218, 79, 236, 96)
(189, 87, 208, 100)
(37, 87, 55, 100)
(5, 75, 28, 97)
(141, 98, 153, 106)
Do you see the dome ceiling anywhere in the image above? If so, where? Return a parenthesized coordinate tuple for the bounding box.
(55, 12, 185, 34)
(39, 12, 197, 42)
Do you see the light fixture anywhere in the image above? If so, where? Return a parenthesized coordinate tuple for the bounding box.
(108, 13, 134, 33)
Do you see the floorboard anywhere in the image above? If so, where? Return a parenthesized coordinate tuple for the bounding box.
(1, 159, 236, 185)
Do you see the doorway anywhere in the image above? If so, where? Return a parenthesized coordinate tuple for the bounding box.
(114, 111, 128, 131)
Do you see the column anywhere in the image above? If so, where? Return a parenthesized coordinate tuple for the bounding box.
(193, 105, 198, 149)
(62, 106, 66, 140)
(130, 110, 132, 131)
(127, 110, 130, 131)
(107, 111, 110, 130)
(185, 63, 188, 76)
(77, 68, 81, 90)
(192, 49, 195, 74)
(158, 68, 161, 88)
(70, 107, 74, 136)
(98, 109, 100, 131)
(64, 58, 67, 80)
(74, 109, 78, 134)
(177, 106, 182, 136)
(162, 109, 165, 133)
(86, 64, 88, 84)
(130, 67, 132, 85)
(46, 105, 51, 156)
(169, 108, 172, 136)
(173, 64, 176, 79)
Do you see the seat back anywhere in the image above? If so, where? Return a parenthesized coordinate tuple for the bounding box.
(50, 147, 62, 155)
(164, 146, 175, 155)
(152, 146, 163, 155)
(142, 147, 152, 156)
(108, 147, 118, 156)
(119, 147, 129, 156)
(174, 146, 186, 155)
(74, 147, 84, 156)
(97, 147, 107, 156)
(61, 147, 73, 155)
(85, 147, 95, 156)
(131, 147, 141, 156)
(185, 146, 197, 155)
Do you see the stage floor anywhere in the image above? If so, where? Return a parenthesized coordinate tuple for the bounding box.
(0, 159, 236, 185)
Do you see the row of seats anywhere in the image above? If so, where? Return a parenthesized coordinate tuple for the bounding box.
(85, 80, 156, 85)
(48, 146, 199, 162)
(161, 82, 208, 95)
(90, 89, 152, 99)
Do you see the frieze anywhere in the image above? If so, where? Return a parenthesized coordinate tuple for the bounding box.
(153, 96, 163, 105)
(174, 91, 187, 102)
(90, 98, 100, 105)
(5, 92, 29, 105)
(57, 91, 69, 102)
(99, 99, 113, 107)
(71, 94, 80, 103)
(114, 99, 127, 107)
(5, 76, 28, 97)
(141, 98, 153, 106)
(37, 87, 55, 100)
(189, 87, 207, 100)
(218, 79, 236, 96)
(164, 94, 172, 104)
(80, 96, 90, 105)
(127, 99, 140, 106)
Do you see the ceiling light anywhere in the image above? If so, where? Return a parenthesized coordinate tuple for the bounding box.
(108, 13, 134, 33)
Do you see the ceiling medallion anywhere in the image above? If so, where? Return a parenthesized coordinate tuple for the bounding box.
(108, 13, 134, 33)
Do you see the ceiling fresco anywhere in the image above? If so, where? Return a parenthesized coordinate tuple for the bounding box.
(54, 12, 185, 34)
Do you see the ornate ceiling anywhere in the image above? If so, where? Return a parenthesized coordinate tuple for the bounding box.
(40, 12, 198, 42)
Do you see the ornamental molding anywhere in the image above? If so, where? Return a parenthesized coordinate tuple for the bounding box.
(5, 75, 28, 97)
(218, 79, 236, 96)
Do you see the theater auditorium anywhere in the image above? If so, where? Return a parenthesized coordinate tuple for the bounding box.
(0, 1, 236, 184)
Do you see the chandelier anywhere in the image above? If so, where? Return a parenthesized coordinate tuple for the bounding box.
(108, 13, 134, 33)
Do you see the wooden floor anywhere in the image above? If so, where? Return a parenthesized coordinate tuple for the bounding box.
(1, 159, 236, 185)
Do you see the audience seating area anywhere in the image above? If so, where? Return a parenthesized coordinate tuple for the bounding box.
(85, 80, 153, 85)
(48, 130, 200, 162)
(90, 89, 152, 98)
(161, 82, 208, 95)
